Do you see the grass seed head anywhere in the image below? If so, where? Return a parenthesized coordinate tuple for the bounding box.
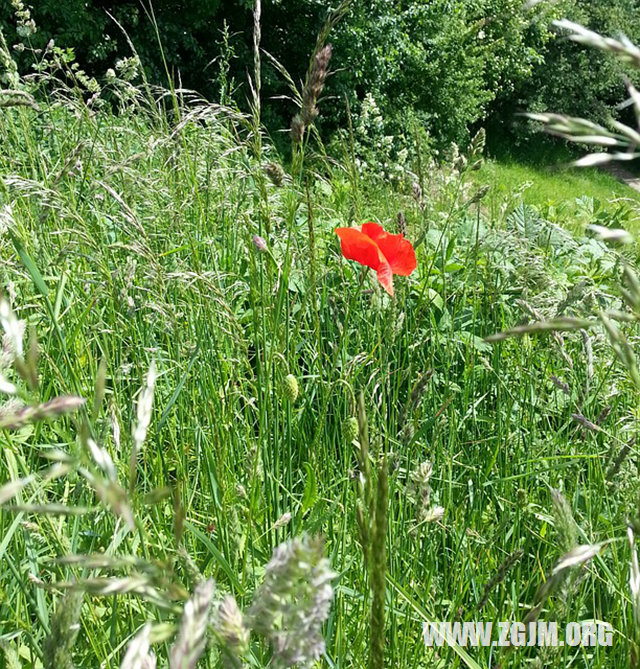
(551, 488, 579, 552)
(121, 624, 157, 669)
(282, 374, 299, 403)
(264, 161, 285, 186)
(169, 579, 215, 669)
(248, 535, 335, 667)
(43, 591, 84, 669)
(252, 234, 268, 252)
(216, 595, 249, 668)
(342, 416, 358, 443)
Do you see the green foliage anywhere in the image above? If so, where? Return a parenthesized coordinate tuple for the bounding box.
(0, 0, 548, 147)
(330, 0, 548, 145)
(501, 0, 640, 140)
(4, 0, 640, 148)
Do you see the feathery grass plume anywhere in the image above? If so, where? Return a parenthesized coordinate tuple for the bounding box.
(169, 579, 215, 669)
(526, 22, 640, 168)
(289, 1, 348, 146)
(600, 311, 640, 389)
(92, 357, 107, 421)
(476, 549, 524, 612)
(411, 181, 423, 210)
(526, 112, 631, 162)
(264, 161, 285, 186)
(422, 505, 444, 523)
(0, 298, 24, 359)
(0, 89, 38, 109)
(524, 542, 604, 628)
(486, 316, 592, 342)
(469, 127, 486, 170)
(0, 395, 85, 430)
(86, 438, 117, 480)
(555, 19, 640, 67)
(552, 543, 603, 576)
(550, 488, 578, 552)
(0, 370, 16, 394)
(396, 210, 407, 235)
(581, 329, 594, 382)
(290, 115, 305, 144)
(252, 0, 262, 120)
(300, 44, 332, 127)
(251, 234, 268, 252)
(0, 475, 34, 505)
(272, 511, 292, 530)
(588, 224, 633, 244)
(216, 595, 249, 669)
(121, 624, 157, 669)
(43, 591, 84, 669)
(248, 534, 335, 667)
(407, 460, 433, 523)
(130, 361, 157, 493)
(0, 27, 19, 87)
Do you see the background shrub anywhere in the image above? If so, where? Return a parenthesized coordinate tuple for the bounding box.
(2, 0, 640, 149)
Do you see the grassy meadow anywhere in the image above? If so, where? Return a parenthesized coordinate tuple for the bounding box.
(2, 22, 640, 669)
(476, 140, 640, 236)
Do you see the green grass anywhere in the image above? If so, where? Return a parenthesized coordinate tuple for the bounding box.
(475, 139, 640, 233)
(0, 82, 639, 669)
(478, 157, 637, 205)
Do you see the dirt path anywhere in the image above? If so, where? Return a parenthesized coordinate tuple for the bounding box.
(602, 163, 640, 192)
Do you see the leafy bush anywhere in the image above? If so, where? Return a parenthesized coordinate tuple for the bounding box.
(329, 0, 550, 145)
(496, 0, 640, 143)
(0, 0, 548, 148)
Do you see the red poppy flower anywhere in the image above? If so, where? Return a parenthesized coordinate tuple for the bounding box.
(334, 222, 417, 296)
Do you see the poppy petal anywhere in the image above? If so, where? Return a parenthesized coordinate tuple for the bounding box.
(334, 227, 383, 270)
(374, 233, 417, 276)
(376, 261, 394, 296)
(360, 222, 386, 241)
(361, 222, 417, 276)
